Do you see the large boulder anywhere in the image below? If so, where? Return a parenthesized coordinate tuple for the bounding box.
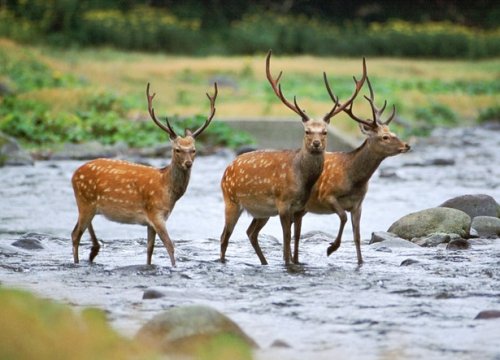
(471, 216, 500, 238)
(0, 132, 33, 166)
(135, 305, 256, 358)
(439, 194, 499, 219)
(388, 207, 471, 240)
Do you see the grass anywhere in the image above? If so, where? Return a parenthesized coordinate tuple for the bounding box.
(1, 38, 499, 139)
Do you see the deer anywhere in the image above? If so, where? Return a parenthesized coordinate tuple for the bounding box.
(71, 82, 218, 267)
(219, 50, 367, 265)
(293, 76, 410, 265)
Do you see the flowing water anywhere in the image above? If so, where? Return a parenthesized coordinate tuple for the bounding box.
(1, 126, 499, 359)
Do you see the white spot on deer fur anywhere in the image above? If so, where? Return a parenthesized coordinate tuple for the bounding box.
(149, 191, 155, 196)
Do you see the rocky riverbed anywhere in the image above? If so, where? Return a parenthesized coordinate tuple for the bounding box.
(1, 125, 499, 359)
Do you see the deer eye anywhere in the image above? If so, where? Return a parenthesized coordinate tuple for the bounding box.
(305, 130, 311, 135)
(322, 130, 327, 135)
(175, 148, 181, 153)
(382, 135, 390, 141)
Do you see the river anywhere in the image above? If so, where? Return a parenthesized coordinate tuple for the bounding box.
(1, 125, 499, 359)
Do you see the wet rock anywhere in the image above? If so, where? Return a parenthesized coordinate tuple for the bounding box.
(439, 194, 499, 219)
(400, 259, 419, 266)
(0, 132, 34, 166)
(135, 305, 257, 356)
(143, 288, 166, 300)
(474, 310, 500, 320)
(11, 238, 44, 250)
(11, 233, 52, 250)
(388, 207, 471, 240)
(471, 216, 500, 238)
(369, 238, 420, 249)
(369, 231, 404, 244)
(446, 238, 470, 250)
(270, 339, 291, 348)
(411, 233, 451, 247)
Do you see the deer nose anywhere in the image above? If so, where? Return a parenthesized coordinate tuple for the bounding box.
(185, 160, 193, 168)
(313, 140, 321, 148)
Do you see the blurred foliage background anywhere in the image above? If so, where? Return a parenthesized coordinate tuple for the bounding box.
(0, 1, 499, 150)
(0, 0, 499, 58)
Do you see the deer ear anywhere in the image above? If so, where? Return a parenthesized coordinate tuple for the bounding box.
(185, 129, 193, 137)
(359, 123, 375, 136)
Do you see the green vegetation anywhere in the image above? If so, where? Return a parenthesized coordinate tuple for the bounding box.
(0, 39, 254, 149)
(0, 39, 498, 148)
(477, 105, 500, 124)
(0, 287, 156, 360)
(0, 3, 498, 58)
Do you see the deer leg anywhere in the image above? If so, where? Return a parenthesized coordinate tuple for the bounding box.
(149, 217, 176, 267)
(71, 208, 95, 264)
(279, 213, 292, 265)
(220, 203, 242, 263)
(146, 226, 156, 265)
(326, 196, 348, 256)
(246, 217, 269, 265)
(351, 205, 363, 265)
(293, 211, 305, 264)
(87, 222, 100, 263)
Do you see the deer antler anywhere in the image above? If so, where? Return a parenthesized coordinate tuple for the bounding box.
(323, 57, 367, 123)
(146, 83, 178, 140)
(191, 82, 218, 138)
(364, 77, 396, 125)
(342, 76, 396, 128)
(266, 50, 309, 122)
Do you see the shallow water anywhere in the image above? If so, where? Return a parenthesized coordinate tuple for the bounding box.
(1, 126, 499, 359)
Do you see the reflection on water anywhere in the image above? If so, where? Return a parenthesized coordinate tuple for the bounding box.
(1, 126, 499, 359)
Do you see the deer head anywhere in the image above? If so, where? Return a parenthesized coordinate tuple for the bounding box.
(265, 50, 367, 154)
(146, 82, 218, 169)
(340, 77, 410, 156)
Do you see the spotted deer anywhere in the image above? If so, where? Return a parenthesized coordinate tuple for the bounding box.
(219, 50, 367, 265)
(294, 77, 410, 265)
(71, 83, 218, 266)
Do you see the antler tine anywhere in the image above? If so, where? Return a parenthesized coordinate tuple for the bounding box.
(146, 83, 178, 139)
(365, 76, 394, 125)
(266, 50, 309, 121)
(192, 82, 218, 139)
(384, 104, 396, 125)
(324, 57, 368, 122)
(322, 72, 340, 122)
(342, 96, 373, 127)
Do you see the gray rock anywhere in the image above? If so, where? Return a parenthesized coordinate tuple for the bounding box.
(0, 132, 34, 166)
(143, 288, 167, 300)
(446, 238, 471, 250)
(471, 216, 500, 238)
(135, 305, 257, 356)
(270, 339, 291, 348)
(439, 194, 499, 219)
(370, 238, 420, 249)
(474, 310, 500, 320)
(11, 238, 44, 250)
(400, 259, 419, 266)
(411, 233, 451, 247)
(388, 207, 471, 240)
(369, 231, 405, 244)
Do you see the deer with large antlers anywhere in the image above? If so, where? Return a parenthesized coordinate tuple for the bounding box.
(293, 77, 410, 265)
(219, 50, 366, 265)
(71, 83, 218, 266)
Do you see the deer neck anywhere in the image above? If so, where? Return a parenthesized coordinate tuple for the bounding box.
(161, 163, 191, 201)
(295, 147, 325, 190)
(347, 140, 384, 185)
